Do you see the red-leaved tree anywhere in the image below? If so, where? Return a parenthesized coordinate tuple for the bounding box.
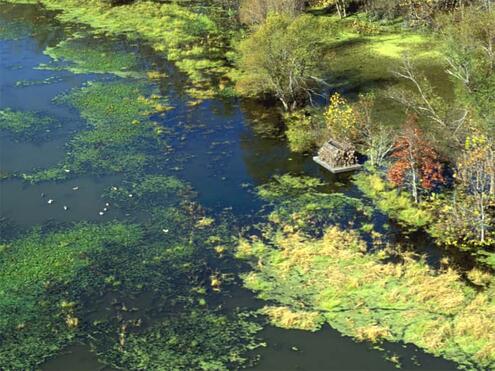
(388, 115, 445, 203)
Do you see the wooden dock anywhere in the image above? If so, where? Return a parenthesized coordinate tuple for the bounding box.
(313, 156, 363, 174)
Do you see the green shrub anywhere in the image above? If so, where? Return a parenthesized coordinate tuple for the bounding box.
(354, 172, 432, 229)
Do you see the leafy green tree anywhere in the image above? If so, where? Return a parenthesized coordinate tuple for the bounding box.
(285, 110, 324, 152)
(235, 14, 330, 111)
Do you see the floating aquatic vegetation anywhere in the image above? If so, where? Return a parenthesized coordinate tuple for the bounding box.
(15, 75, 64, 87)
(0, 175, 260, 369)
(0, 108, 60, 140)
(354, 172, 432, 229)
(42, 35, 143, 78)
(57, 80, 167, 126)
(0, 223, 143, 369)
(5, 0, 232, 98)
(257, 174, 371, 237)
(0, 17, 32, 40)
(103, 175, 191, 212)
(97, 310, 262, 371)
(237, 176, 495, 370)
(146, 70, 167, 80)
(25, 80, 171, 182)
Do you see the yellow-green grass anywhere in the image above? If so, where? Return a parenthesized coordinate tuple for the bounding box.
(238, 227, 495, 369)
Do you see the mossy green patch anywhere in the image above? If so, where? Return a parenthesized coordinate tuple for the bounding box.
(257, 174, 371, 236)
(0, 174, 260, 369)
(368, 33, 441, 60)
(0, 108, 60, 140)
(0, 223, 143, 369)
(354, 172, 432, 229)
(5, 0, 231, 98)
(24, 80, 170, 181)
(42, 35, 142, 77)
(320, 20, 450, 128)
(236, 176, 495, 369)
(324, 17, 445, 87)
(58, 80, 159, 126)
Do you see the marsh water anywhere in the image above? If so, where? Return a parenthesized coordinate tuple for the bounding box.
(0, 3, 459, 370)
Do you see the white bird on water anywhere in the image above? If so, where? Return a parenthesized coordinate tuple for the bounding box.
(48, 199, 54, 204)
(63, 206, 68, 211)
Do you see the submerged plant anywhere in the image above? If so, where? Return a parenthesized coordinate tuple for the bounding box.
(0, 17, 32, 40)
(0, 108, 60, 140)
(98, 311, 262, 370)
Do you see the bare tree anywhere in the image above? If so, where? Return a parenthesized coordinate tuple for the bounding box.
(354, 94, 396, 167)
(390, 57, 469, 150)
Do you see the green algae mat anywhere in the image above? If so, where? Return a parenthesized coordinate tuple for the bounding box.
(236, 175, 495, 370)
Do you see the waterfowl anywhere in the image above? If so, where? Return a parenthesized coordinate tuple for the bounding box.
(47, 199, 54, 204)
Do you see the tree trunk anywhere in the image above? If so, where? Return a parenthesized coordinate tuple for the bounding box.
(411, 167, 419, 203)
(279, 97, 289, 112)
(490, 172, 495, 195)
(408, 144, 419, 203)
(479, 192, 486, 243)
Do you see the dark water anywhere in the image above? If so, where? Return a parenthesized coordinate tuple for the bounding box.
(0, 3, 458, 370)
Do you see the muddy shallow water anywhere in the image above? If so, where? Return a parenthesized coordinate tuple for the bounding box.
(0, 3, 458, 370)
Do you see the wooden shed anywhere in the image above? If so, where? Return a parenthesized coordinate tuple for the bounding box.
(313, 139, 363, 174)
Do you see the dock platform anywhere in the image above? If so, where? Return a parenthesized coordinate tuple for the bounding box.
(313, 156, 363, 174)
